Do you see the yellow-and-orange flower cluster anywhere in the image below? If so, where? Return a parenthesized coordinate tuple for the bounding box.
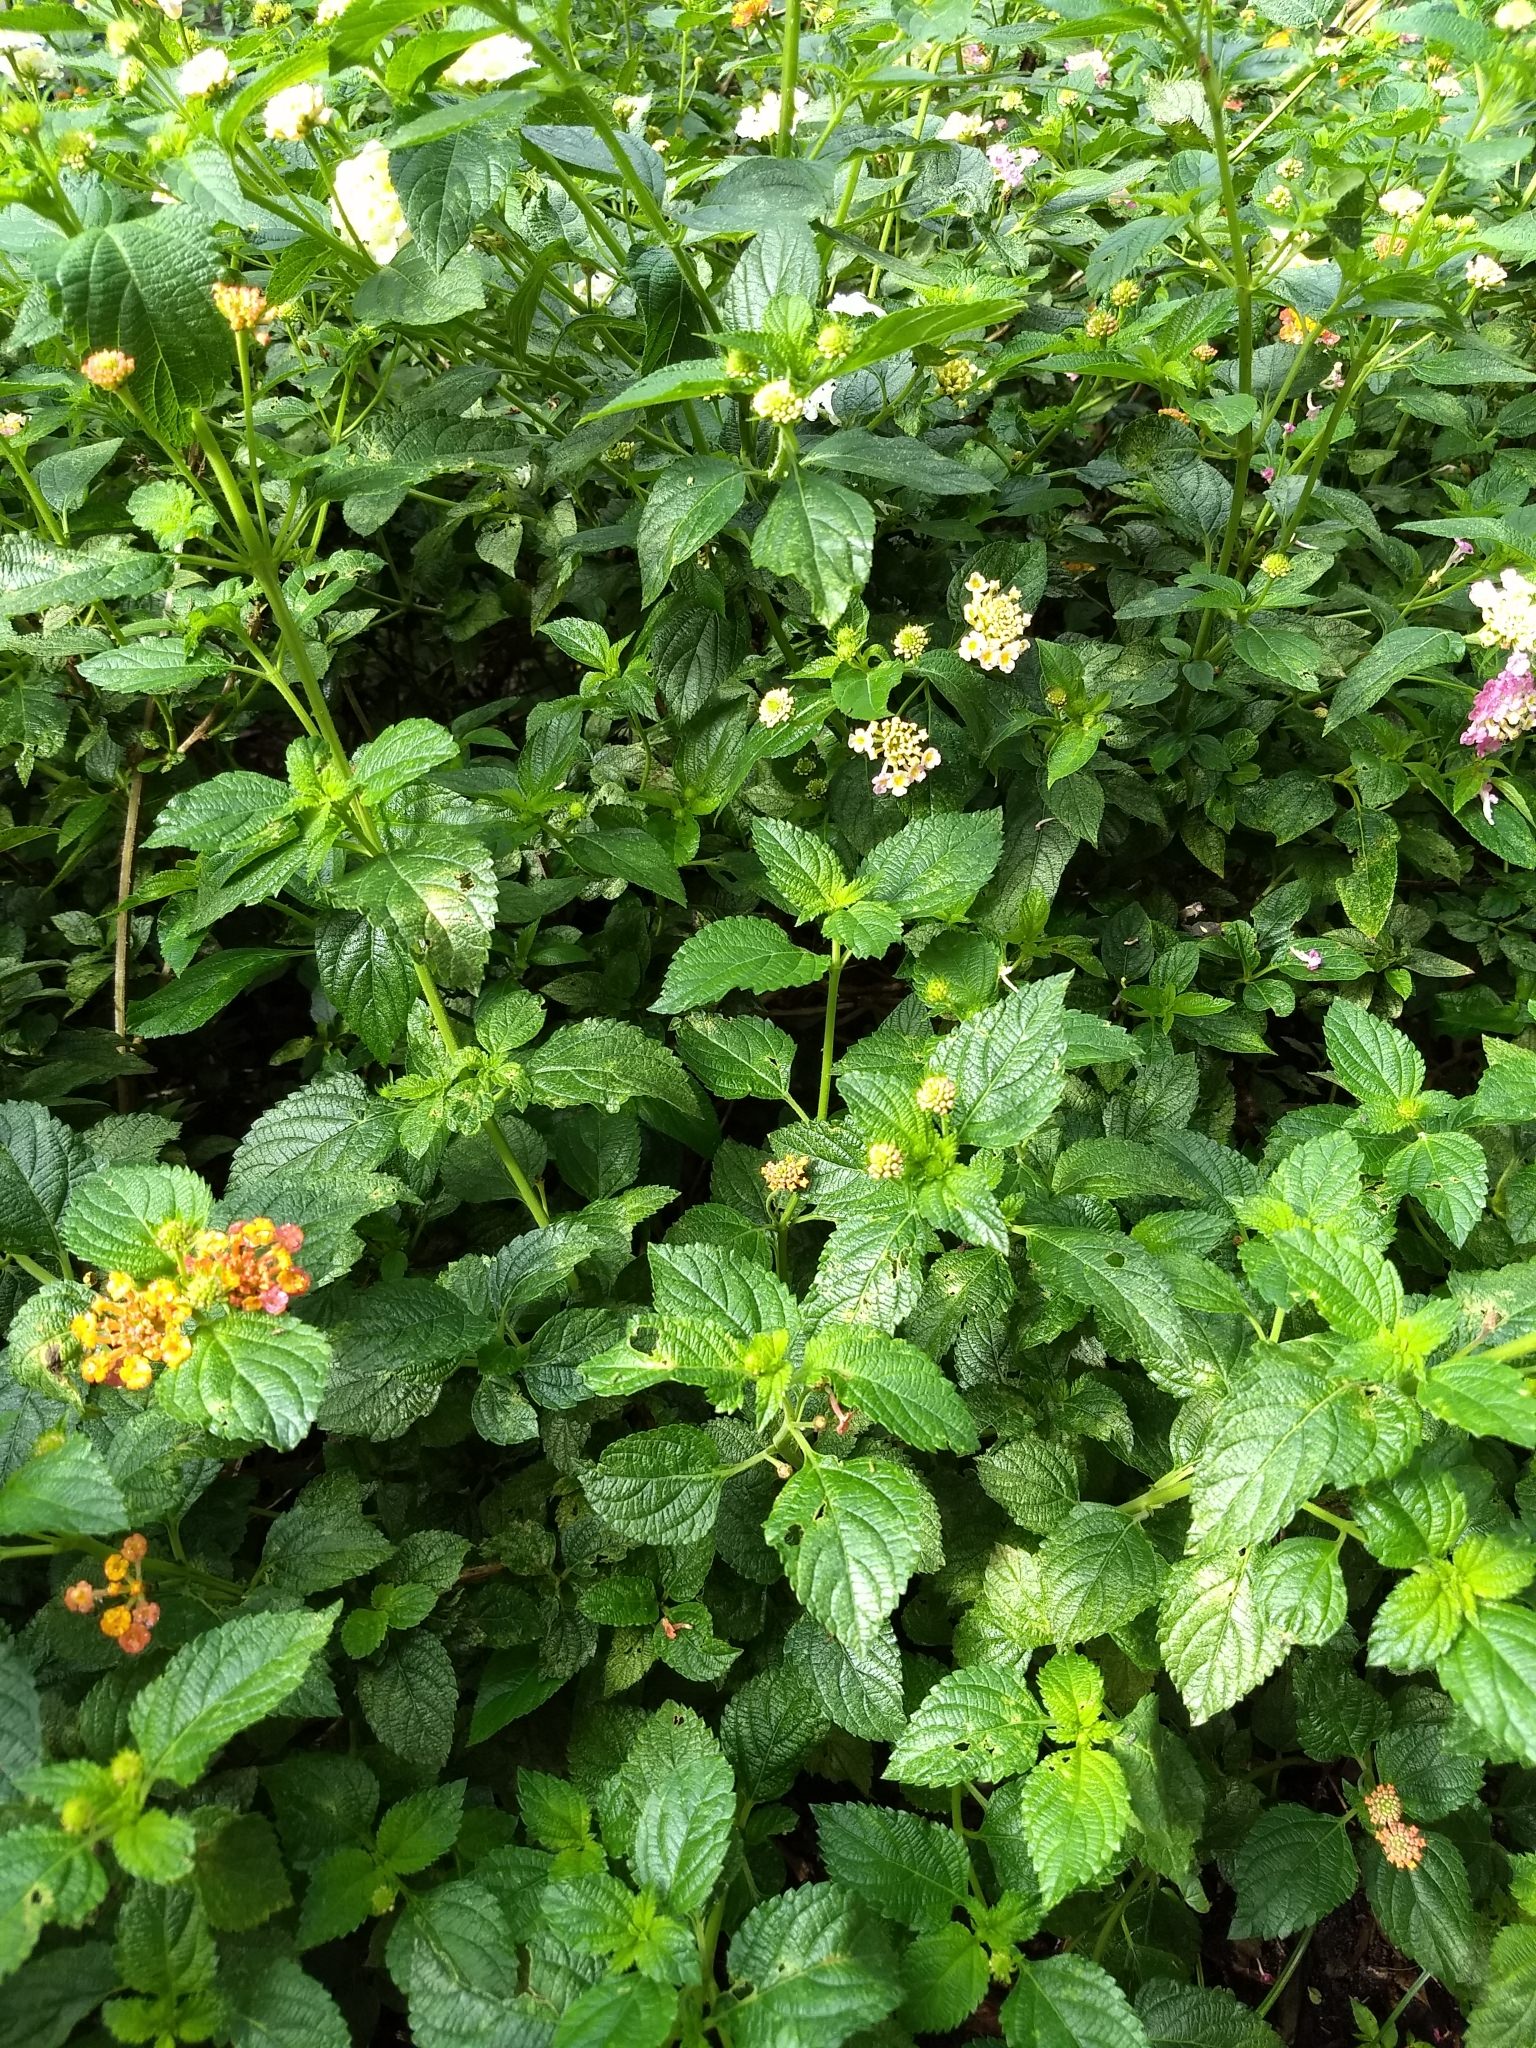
(1361, 1782, 1425, 1869)
(71, 1218, 308, 1392)
(62, 1533, 160, 1655)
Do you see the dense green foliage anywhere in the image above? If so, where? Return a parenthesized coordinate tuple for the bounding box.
(10, 0, 1536, 2042)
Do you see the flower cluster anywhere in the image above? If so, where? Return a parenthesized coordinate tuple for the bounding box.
(933, 357, 977, 399)
(1064, 48, 1112, 88)
(185, 1218, 309, 1314)
(72, 1219, 308, 1391)
(958, 572, 1031, 673)
(750, 378, 835, 426)
(987, 142, 1041, 193)
(212, 281, 268, 333)
(866, 1142, 905, 1181)
(72, 1276, 192, 1392)
(0, 29, 60, 84)
(81, 349, 134, 391)
(62, 1535, 160, 1655)
(1462, 653, 1536, 756)
(757, 688, 795, 727)
(1470, 567, 1536, 651)
(761, 1153, 811, 1197)
(915, 1075, 956, 1116)
(1467, 253, 1508, 290)
(330, 141, 410, 265)
(849, 716, 941, 796)
(264, 82, 331, 141)
(1277, 307, 1340, 346)
(1359, 1782, 1425, 1868)
(179, 47, 232, 99)
(443, 34, 536, 88)
(892, 623, 929, 662)
(736, 88, 807, 140)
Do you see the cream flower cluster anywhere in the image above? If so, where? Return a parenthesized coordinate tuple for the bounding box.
(958, 572, 1031, 672)
(330, 141, 410, 265)
(179, 47, 232, 98)
(265, 82, 331, 141)
(0, 30, 60, 84)
(443, 34, 536, 87)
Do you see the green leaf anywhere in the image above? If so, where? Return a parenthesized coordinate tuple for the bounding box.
(526, 1019, 700, 1118)
(1368, 1561, 1466, 1672)
(899, 1924, 990, 2035)
(857, 811, 1003, 922)
(1229, 1804, 1357, 1938)
(1421, 1358, 1536, 1446)
(61, 1163, 211, 1276)
(1135, 1981, 1280, 2048)
(1002, 1953, 1150, 2048)
(553, 1976, 677, 2048)
(56, 209, 231, 435)
(0, 1438, 126, 1538)
(1326, 627, 1464, 729)
(804, 1322, 977, 1453)
(946, 974, 1070, 1149)
(567, 826, 687, 906)
(1017, 1746, 1132, 1910)
(583, 1424, 724, 1544)
(885, 1663, 1044, 1788)
(314, 913, 415, 1064)
(803, 427, 994, 496)
(1467, 1926, 1536, 2048)
(223, 1956, 350, 2048)
(637, 456, 747, 606)
(751, 815, 850, 922)
(349, 719, 459, 803)
(1384, 1130, 1488, 1247)
(1361, 1831, 1481, 1991)
(111, 1810, 196, 1884)
(159, 1314, 333, 1452)
(1040, 1504, 1163, 1643)
(632, 1752, 735, 1914)
(77, 638, 226, 698)
(766, 1456, 933, 1652)
(1159, 1551, 1287, 1725)
(751, 472, 875, 628)
(1190, 1365, 1347, 1552)
(328, 833, 496, 989)
(585, 356, 733, 419)
(393, 129, 514, 270)
(126, 949, 292, 1040)
(1436, 1600, 1536, 1764)
(676, 1012, 800, 1102)
(0, 1102, 82, 1264)
(130, 1606, 337, 1787)
(359, 1631, 458, 1770)
(1026, 1225, 1196, 1393)
(0, 1643, 41, 1794)
(262, 1473, 394, 1594)
(724, 1884, 899, 2048)
(651, 916, 825, 1014)
(1323, 1001, 1424, 1110)
(1253, 1539, 1348, 1648)
(815, 1804, 969, 1931)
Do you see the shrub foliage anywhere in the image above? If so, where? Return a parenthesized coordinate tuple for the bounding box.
(6, 0, 1536, 2042)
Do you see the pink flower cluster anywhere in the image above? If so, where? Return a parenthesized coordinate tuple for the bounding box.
(1462, 652, 1536, 757)
(987, 142, 1041, 192)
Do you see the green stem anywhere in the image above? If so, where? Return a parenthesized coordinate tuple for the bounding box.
(1117, 1463, 1195, 1518)
(4, 1248, 60, 1287)
(1257, 1926, 1313, 2020)
(816, 943, 845, 1120)
(776, 0, 803, 156)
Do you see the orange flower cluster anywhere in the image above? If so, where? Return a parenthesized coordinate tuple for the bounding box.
(62, 1534, 160, 1655)
(1277, 307, 1340, 347)
(71, 1276, 192, 1392)
(72, 1218, 308, 1392)
(1361, 1783, 1426, 1869)
(185, 1218, 309, 1315)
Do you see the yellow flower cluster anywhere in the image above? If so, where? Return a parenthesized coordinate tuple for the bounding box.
(72, 1277, 192, 1392)
(915, 1075, 956, 1116)
(212, 281, 267, 333)
(1361, 1783, 1425, 1869)
(761, 1153, 811, 1196)
(81, 349, 134, 390)
(866, 1141, 905, 1180)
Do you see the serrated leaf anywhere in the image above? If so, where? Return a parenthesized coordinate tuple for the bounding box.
(885, 1663, 1044, 1787)
(0, 1438, 127, 1538)
(857, 811, 1003, 923)
(637, 456, 747, 606)
(1016, 1746, 1132, 1910)
(1384, 1130, 1488, 1247)
(130, 1607, 337, 1787)
(159, 1314, 333, 1452)
(583, 1424, 724, 1544)
(1229, 1804, 1356, 1938)
(1361, 1830, 1481, 1991)
(815, 1804, 969, 1931)
(1159, 1551, 1287, 1725)
(651, 916, 825, 1014)
(1040, 1504, 1163, 1643)
(804, 1322, 977, 1452)
(946, 974, 1069, 1149)
(751, 471, 874, 628)
(750, 815, 850, 922)
(1190, 1366, 1347, 1552)
(766, 1456, 933, 1653)
(1323, 1001, 1424, 1110)
(1436, 1600, 1536, 1764)
(1002, 1953, 1150, 2048)
(632, 1753, 735, 1915)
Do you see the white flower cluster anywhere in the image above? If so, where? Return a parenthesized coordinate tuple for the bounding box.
(179, 47, 233, 99)
(1470, 567, 1536, 652)
(826, 290, 882, 318)
(0, 30, 60, 85)
(330, 140, 410, 265)
(736, 88, 807, 140)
